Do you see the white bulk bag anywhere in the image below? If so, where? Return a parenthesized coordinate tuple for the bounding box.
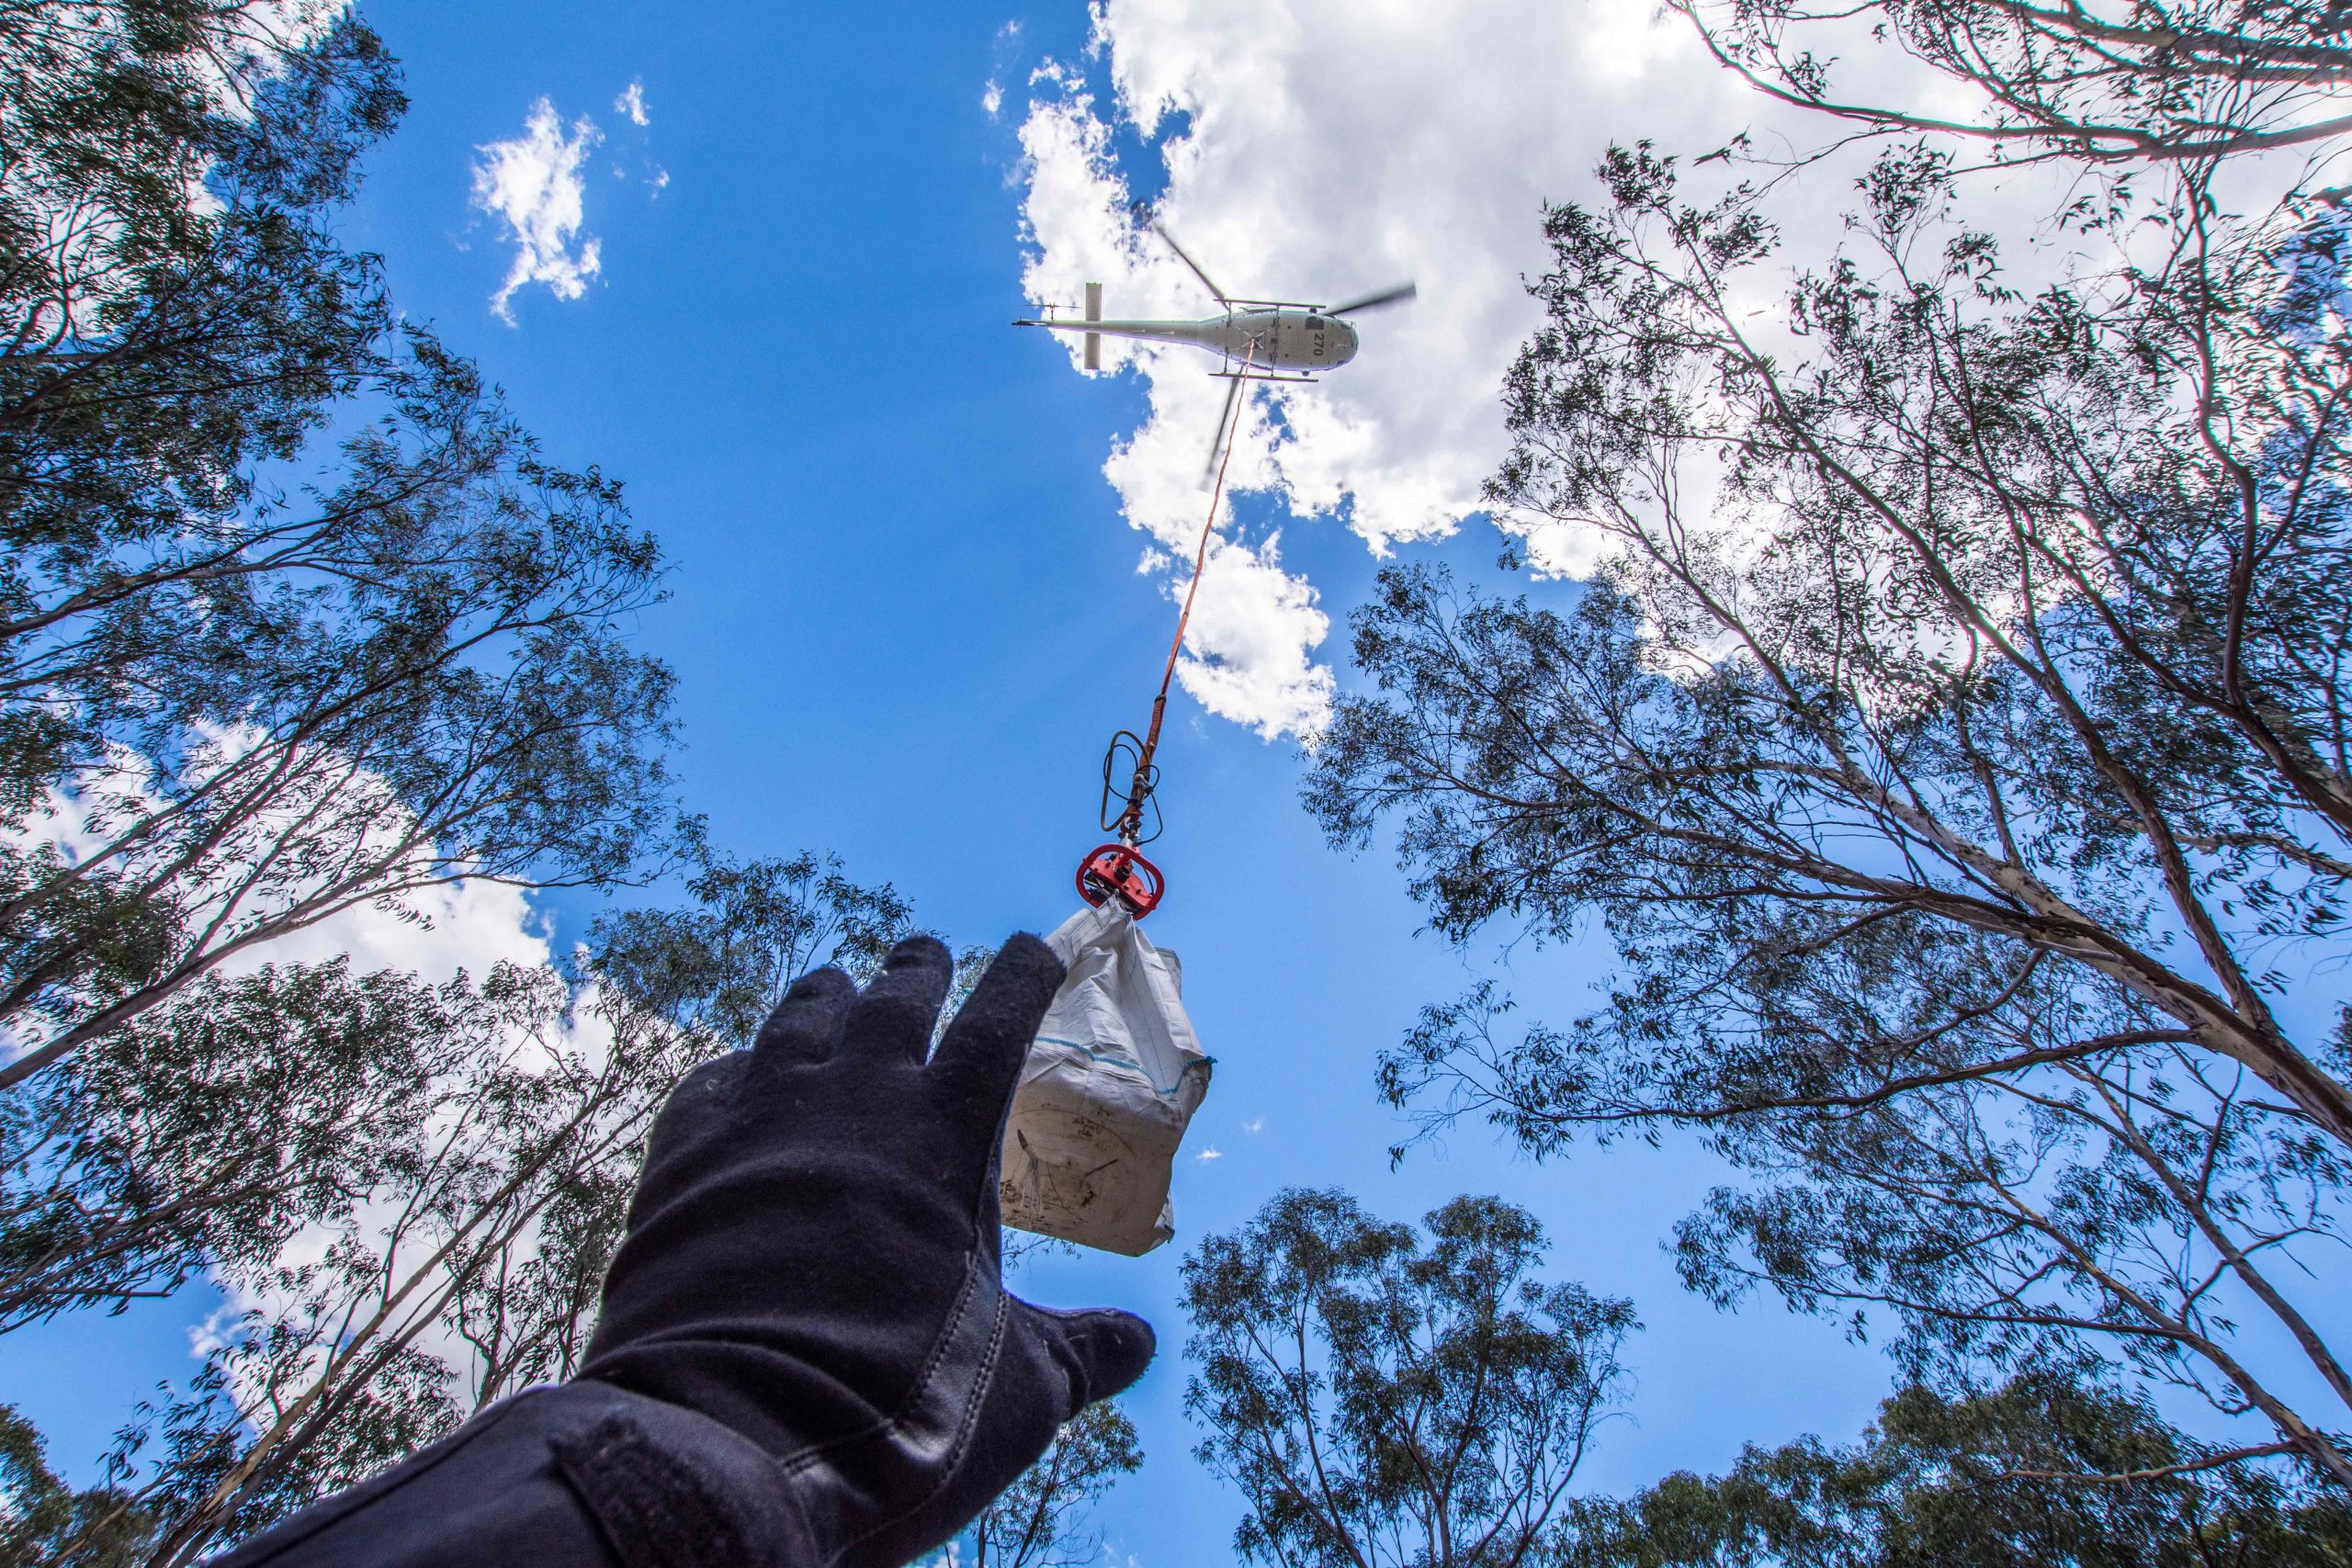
(998, 898, 1212, 1256)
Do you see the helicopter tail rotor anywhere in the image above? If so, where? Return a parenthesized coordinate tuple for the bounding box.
(1327, 281, 1418, 316)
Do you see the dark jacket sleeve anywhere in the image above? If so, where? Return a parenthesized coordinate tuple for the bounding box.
(208, 1381, 820, 1568)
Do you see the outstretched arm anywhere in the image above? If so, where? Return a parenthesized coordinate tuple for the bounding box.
(211, 934, 1156, 1568)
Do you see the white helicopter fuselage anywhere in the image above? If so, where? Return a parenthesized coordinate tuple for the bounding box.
(1024, 308, 1361, 372)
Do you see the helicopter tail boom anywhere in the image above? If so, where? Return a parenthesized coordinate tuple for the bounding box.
(1014, 317, 1215, 348)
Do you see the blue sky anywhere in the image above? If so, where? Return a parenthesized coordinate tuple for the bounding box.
(4, 0, 1928, 1557)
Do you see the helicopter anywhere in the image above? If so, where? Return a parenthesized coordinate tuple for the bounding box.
(1015, 222, 1416, 468)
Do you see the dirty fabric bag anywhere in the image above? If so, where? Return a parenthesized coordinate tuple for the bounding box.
(999, 899, 1212, 1256)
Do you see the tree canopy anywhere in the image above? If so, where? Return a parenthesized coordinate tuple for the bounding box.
(0, 8, 699, 1555)
(1566, 1371, 2352, 1566)
(1668, 0, 2352, 161)
(968, 1400, 1144, 1568)
(1306, 0, 2352, 1498)
(1183, 1188, 1636, 1568)
(10, 843, 919, 1565)
(0, 1, 676, 1091)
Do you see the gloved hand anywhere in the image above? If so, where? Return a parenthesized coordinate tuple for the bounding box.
(574, 931, 1156, 1568)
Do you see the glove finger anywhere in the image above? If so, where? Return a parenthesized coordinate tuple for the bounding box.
(750, 966, 855, 1070)
(842, 934, 953, 1066)
(1019, 1301, 1157, 1413)
(926, 933, 1064, 1133)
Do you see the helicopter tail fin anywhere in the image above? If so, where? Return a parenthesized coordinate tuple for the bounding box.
(1082, 282, 1102, 371)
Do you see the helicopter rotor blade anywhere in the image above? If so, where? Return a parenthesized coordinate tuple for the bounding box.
(1327, 281, 1419, 315)
(1201, 374, 1243, 490)
(1149, 220, 1234, 306)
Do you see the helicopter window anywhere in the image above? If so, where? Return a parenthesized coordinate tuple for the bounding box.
(1304, 316, 1327, 331)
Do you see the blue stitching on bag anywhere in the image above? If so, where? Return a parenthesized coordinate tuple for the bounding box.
(1030, 1035, 1206, 1098)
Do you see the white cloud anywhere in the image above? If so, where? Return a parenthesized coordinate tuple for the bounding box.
(1166, 533, 1331, 740)
(6, 728, 560, 1002)
(1193, 1145, 1223, 1163)
(983, 80, 1004, 118)
(1242, 1115, 1264, 1134)
(213, 872, 554, 985)
(1007, 0, 1880, 735)
(615, 79, 650, 126)
(472, 99, 605, 323)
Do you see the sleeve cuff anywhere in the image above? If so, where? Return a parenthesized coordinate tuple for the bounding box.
(205, 1382, 818, 1568)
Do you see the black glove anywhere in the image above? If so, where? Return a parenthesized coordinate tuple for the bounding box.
(209, 932, 1154, 1568)
(576, 931, 1157, 1564)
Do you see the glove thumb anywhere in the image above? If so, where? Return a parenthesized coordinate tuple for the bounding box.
(1022, 1303, 1156, 1415)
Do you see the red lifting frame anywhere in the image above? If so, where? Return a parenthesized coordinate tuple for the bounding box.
(1077, 843, 1165, 918)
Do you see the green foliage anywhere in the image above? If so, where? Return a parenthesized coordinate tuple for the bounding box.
(0, 5, 402, 562)
(0, 960, 447, 1329)
(0, 6, 676, 1089)
(1307, 85, 2352, 1479)
(68, 846, 919, 1565)
(587, 824, 918, 1041)
(1670, 0, 2352, 162)
(0, 326, 680, 1085)
(0, 6, 764, 1563)
(1184, 1188, 1636, 1568)
(1562, 1371, 2352, 1566)
(114, 1338, 460, 1567)
(970, 1400, 1144, 1568)
(0, 1402, 153, 1567)
(86, 952, 682, 1564)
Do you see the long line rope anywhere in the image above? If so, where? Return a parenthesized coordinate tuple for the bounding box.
(1112, 339, 1259, 844)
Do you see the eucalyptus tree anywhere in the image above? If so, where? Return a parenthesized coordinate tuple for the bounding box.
(967, 1400, 1143, 1568)
(0, 4, 676, 1089)
(1182, 1189, 1635, 1568)
(2, 1, 403, 558)
(0, 960, 447, 1330)
(1665, 0, 2352, 163)
(585, 827, 918, 1044)
(1306, 124, 2352, 1483)
(0, 1403, 153, 1568)
(0, 329, 678, 1090)
(45, 849, 922, 1567)
(0, 6, 686, 1556)
(118, 959, 688, 1568)
(1564, 1371, 2352, 1565)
